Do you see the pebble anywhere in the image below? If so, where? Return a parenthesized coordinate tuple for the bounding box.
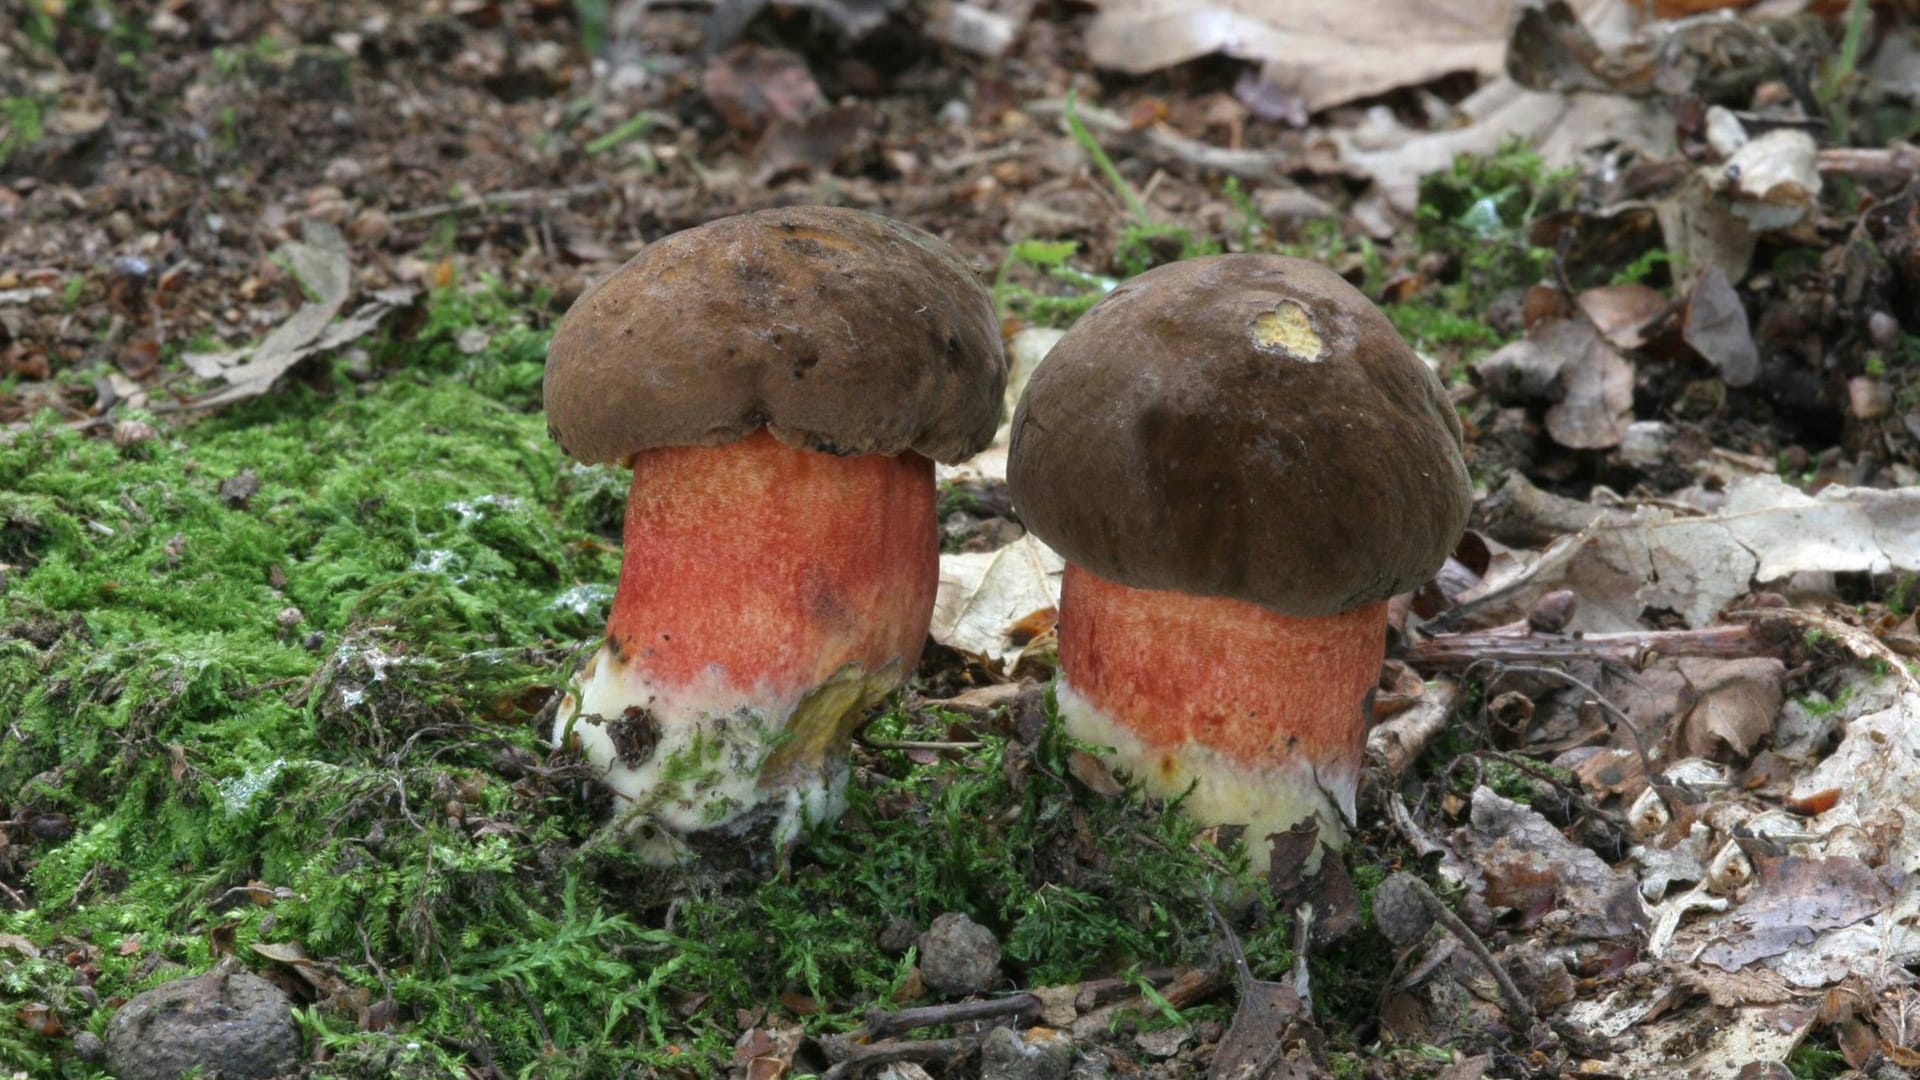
(917, 912, 1001, 997)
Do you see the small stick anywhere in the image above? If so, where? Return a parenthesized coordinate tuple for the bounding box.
(389, 183, 609, 224)
(817, 1035, 976, 1079)
(1406, 621, 1774, 672)
(1816, 144, 1920, 181)
(1028, 98, 1297, 182)
(1396, 875, 1536, 1028)
(1290, 904, 1314, 1013)
(1365, 678, 1458, 785)
(862, 993, 1041, 1040)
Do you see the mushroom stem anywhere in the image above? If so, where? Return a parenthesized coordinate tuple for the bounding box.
(1053, 564, 1384, 870)
(557, 430, 936, 861)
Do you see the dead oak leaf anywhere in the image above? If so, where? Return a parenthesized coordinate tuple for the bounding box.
(1698, 854, 1896, 973)
(1085, 0, 1623, 113)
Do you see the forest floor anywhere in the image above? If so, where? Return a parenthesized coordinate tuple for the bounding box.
(2, 1, 1919, 1078)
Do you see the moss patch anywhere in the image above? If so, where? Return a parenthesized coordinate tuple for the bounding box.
(0, 287, 1280, 1076)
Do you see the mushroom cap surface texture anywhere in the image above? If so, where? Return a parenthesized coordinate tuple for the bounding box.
(1008, 255, 1471, 617)
(544, 205, 1007, 465)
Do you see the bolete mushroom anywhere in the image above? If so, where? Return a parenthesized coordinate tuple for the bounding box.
(545, 206, 1005, 862)
(1006, 255, 1469, 870)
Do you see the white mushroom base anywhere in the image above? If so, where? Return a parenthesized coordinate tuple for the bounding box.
(1054, 678, 1358, 873)
(557, 643, 897, 864)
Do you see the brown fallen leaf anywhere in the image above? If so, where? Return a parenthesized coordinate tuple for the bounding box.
(1697, 854, 1896, 972)
(1086, 0, 1622, 113)
(1682, 266, 1759, 387)
(1066, 749, 1125, 797)
(702, 44, 822, 135)
(1674, 657, 1784, 761)
(1478, 317, 1635, 449)
(1577, 283, 1669, 349)
(1459, 787, 1645, 940)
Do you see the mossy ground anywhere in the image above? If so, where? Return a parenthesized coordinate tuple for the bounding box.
(0, 280, 1305, 1077)
(1, 144, 1578, 1079)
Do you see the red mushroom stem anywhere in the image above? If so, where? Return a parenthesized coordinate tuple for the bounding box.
(1053, 564, 1384, 864)
(559, 429, 936, 858)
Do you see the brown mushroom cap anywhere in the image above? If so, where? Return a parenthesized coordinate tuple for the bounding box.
(544, 206, 1007, 465)
(1008, 255, 1470, 617)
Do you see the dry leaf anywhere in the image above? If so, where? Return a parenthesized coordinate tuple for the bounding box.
(1490, 477, 1920, 631)
(1479, 317, 1635, 448)
(1460, 787, 1646, 939)
(1717, 129, 1822, 232)
(1066, 749, 1125, 796)
(179, 224, 415, 410)
(1697, 855, 1895, 972)
(1086, 0, 1622, 113)
(1674, 657, 1784, 761)
(1578, 283, 1668, 349)
(937, 327, 1063, 485)
(1682, 266, 1759, 387)
(930, 534, 1065, 667)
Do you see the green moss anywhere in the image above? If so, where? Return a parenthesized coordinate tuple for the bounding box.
(0, 284, 1273, 1074)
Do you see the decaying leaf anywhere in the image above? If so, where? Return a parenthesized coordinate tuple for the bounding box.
(1331, 77, 1670, 214)
(1506, 0, 1658, 94)
(1086, 0, 1623, 114)
(1459, 787, 1646, 940)
(179, 223, 415, 409)
(1716, 129, 1822, 232)
(1673, 657, 1783, 761)
(1790, 691, 1920, 874)
(1478, 317, 1634, 449)
(1696, 855, 1896, 973)
(1493, 477, 1920, 631)
(1681, 266, 1759, 388)
(1577, 283, 1668, 349)
(1656, 171, 1757, 284)
(930, 534, 1065, 667)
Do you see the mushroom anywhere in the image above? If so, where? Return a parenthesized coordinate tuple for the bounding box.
(545, 206, 1006, 862)
(1006, 255, 1469, 870)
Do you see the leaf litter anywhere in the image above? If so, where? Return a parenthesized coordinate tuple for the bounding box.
(4, 0, 1920, 1076)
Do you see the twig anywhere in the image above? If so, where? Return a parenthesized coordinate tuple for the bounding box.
(1290, 904, 1314, 1014)
(1396, 875, 1536, 1028)
(857, 736, 984, 754)
(817, 1034, 976, 1079)
(1364, 678, 1459, 785)
(1468, 661, 1655, 779)
(862, 994, 1040, 1040)
(1406, 621, 1776, 672)
(1028, 98, 1299, 182)
(388, 183, 609, 224)
(1817, 144, 1920, 181)
(1729, 607, 1920, 696)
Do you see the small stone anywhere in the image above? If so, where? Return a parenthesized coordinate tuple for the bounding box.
(1618, 420, 1674, 469)
(105, 968, 300, 1080)
(456, 327, 490, 354)
(276, 607, 304, 629)
(1132, 1025, 1190, 1058)
(323, 156, 366, 186)
(1373, 872, 1434, 948)
(347, 208, 390, 247)
(72, 1031, 105, 1062)
(219, 468, 261, 507)
(917, 912, 1001, 997)
(979, 1025, 1074, 1080)
(1868, 311, 1901, 350)
(112, 419, 158, 449)
(876, 916, 919, 955)
(1849, 376, 1893, 420)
